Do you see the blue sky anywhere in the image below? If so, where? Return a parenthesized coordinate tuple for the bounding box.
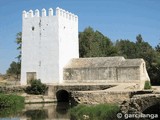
(0, 0, 160, 74)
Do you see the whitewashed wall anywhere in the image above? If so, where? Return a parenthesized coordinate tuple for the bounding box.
(21, 8, 79, 85)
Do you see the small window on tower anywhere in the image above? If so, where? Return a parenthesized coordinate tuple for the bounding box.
(32, 26, 35, 31)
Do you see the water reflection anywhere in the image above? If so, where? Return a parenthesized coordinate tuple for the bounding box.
(23, 109, 48, 120)
(0, 102, 70, 120)
(56, 102, 70, 115)
(1, 103, 159, 120)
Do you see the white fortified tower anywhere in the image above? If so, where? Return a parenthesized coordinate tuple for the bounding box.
(21, 7, 79, 85)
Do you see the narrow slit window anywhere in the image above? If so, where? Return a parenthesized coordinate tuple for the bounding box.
(32, 26, 35, 31)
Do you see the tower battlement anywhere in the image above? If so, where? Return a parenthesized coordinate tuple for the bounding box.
(22, 7, 78, 22)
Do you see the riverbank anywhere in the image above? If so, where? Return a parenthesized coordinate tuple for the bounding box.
(0, 93, 25, 117)
(0, 93, 24, 107)
(0, 103, 70, 119)
(0, 85, 159, 120)
(0, 84, 155, 104)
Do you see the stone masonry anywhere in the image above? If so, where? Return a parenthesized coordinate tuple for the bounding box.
(64, 57, 150, 89)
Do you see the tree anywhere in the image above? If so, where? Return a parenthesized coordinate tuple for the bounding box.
(135, 35, 156, 68)
(115, 40, 137, 58)
(136, 34, 143, 43)
(116, 34, 156, 68)
(7, 61, 21, 79)
(97, 31, 117, 56)
(79, 27, 117, 57)
(79, 27, 95, 57)
(148, 42, 160, 85)
(115, 35, 160, 85)
(136, 36, 160, 85)
(155, 43, 160, 52)
(6, 32, 22, 80)
(16, 32, 22, 62)
(155, 43, 160, 65)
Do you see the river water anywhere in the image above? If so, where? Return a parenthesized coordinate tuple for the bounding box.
(0, 102, 70, 120)
(0, 102, 159, 120)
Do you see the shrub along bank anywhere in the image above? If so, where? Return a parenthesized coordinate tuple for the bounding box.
(0, 94, 24, 108)
(70, 104, 120, 120)
(0, 94, 25, 117)
(25, 79, 48, 95)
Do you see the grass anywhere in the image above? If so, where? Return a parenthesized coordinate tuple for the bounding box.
(144, 81, 152, 89)
(0, 93, 25, 117)
(69, 104, 120, 120)
(0, 93, 24, 108)
(0, 106, 24, 117)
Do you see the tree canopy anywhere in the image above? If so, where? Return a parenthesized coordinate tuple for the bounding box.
(7, 61, 21, 79)
(79, 27, 160, 85)
(16, 32, 22, 62)
(6, 32, 22, 80)
(79, 27, 117, 57)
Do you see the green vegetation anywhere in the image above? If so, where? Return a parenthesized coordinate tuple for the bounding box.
(16, 32, 22, 62)
(25, 79, 48, 95)
(6, 32, 22, 80)
(0, 106, 23, 117)
(70, 104, 119, 120)
(79, 27, 160, 85)
(144, 81, 152, 89)
(79, 27, 117, 57)
(0, 93, 24, 108)
(0, 94, 24, 117)
(6, 61, 21, 79)
(24, 109, 48, 120)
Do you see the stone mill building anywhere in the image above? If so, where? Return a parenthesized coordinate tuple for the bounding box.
(21, 7, 150, 89)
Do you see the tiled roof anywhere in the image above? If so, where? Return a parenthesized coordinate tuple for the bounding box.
(65, 56, 144, 69)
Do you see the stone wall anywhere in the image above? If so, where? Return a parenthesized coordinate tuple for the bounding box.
(47, 84, 114, 96)
(0, 86, 25, 94)
(120, 94, 160, 114)
(63, 57, 150, 89)
(64, 67, 140, 82)
(71, 91, 131, 105)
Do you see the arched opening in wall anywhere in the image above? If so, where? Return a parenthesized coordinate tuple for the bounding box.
(56, 89, 70, 102)
(143, 103, 160, 119)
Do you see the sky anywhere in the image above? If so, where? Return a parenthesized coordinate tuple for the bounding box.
(0, 0, 160, 74)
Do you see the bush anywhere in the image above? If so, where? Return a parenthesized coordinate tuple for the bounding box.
(0, 94, 24, 108)
(0, 94, 24, 117)
(69, 104, 119, 120)
(25, 79, 48, 95)
(144, 81, 152, 89)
